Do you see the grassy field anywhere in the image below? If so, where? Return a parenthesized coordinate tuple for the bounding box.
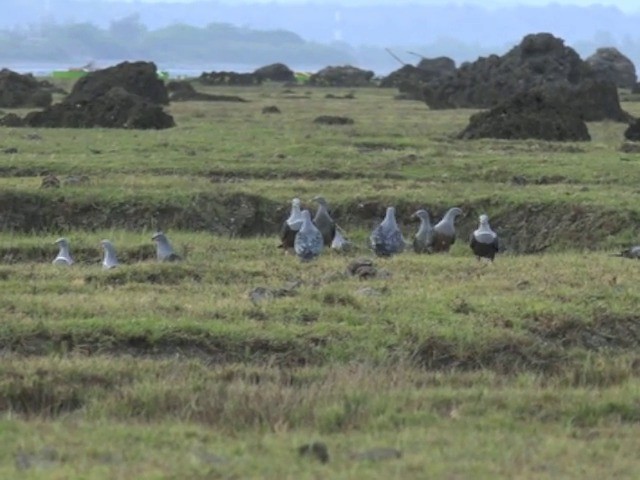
(0, 82, 640, 478)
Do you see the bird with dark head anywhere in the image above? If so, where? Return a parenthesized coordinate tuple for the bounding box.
(312, 195, 336, 247)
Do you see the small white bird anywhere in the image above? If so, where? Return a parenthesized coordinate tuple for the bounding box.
(100, 239, 119, 269)
(52, 237, 73, 265)
(151, 231, 181, 262)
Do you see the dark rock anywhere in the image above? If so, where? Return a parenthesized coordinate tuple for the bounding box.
(620, 142, 640, 153)
(625, 119, 640, 141)
(347, 258, 378, 279)
(420, 33, 630, 122)
(309, 65, 374, 87)
(24, 87, 175, 130)
(198, 71, 262, 86)
(0, 69, 53, 108)
(40, 174, 61, 189)
(313, 115, 354, 125)
(2, 147, 18, 154)
(67, 61, 169, 105)
(168, 81, 247, 102)
(298, 442, 329, 463)
(254, 63, 295, 82)
(586, 47, 637, 89)
(261, 105, 281, 114)
(458, 90, 591, 142)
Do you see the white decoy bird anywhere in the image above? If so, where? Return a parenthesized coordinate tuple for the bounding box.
(52, 237, 73, 265)
(431, 207, 463, 253)
(294, 210, 324, 261)
(469, 214, 500, 261)
(100, 239, 119, 269)
(151, 231, 181, 262)
(370, 206, 405, 257)
(278, 197, 303, 251)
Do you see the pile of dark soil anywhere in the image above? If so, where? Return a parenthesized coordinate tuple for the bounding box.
(625, 119, 640, 141)
(0, 69, 52, 108)
(308, 65, 374, 87)
(262, 105, 281, 114)
(0, 61, 174, 130)
(253, 63, 295, 82)
(458, 91, 591, 141)
(418, 33, 630, 122)
(198, 71, 262, 86)
(313, 115, 354, 125)
(167, 81, 247, 102)
(586, 47, 637, 89)
(380, 57, 456, 99)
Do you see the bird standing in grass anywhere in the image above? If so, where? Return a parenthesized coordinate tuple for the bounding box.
(431, 207, 463, 253)
(370, 206, 405, 257)
(100, 239, 119, 269)
(52, 237, 74, 265)
(151, 231, 181, 262)
(294, 210, 324, 261)
(278, 197, 303, 252)
(312, 195, 337, 247)
(412, 209, 434, 254)
(611, 246, 640, 259)
(469, 214, 500, 261)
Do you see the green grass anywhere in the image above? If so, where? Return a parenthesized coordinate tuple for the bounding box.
(1, 83, 640, 478)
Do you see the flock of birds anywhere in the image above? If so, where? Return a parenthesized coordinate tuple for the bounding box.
(52, 231, 181, 268)
(279, 196, 501, 262)
(50, 196, 500, 269)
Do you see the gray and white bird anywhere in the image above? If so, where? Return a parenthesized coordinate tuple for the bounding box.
(370, 206, 405, 257)
(151, 231, 181, 262)
(412, 209, 434, 254)
(52, 237, 73, 265)
(330, 225, 353, 253)
(100, 239, 119, 269)
(611, 246, 640, 259)
(469, 214, 500, 261)
(294, 210, 324, 261)
(431, 207, 463, 253)
(312, 195, 336, 247)
(278, 197, 303, 251)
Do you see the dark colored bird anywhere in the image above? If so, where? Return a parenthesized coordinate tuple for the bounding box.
(312, 195, 336, 246)
(611, 246, 640, 259)
(469, 214, 500, 261)
(431, 207, 463, 253)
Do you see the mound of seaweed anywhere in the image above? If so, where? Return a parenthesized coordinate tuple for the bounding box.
(198, 71, 262, 86)
(308, 65, 374, 87)
(253, 63, 295, 83)
(586, 47, 637, 89)
(0, 69, 52, 108)
(381, 57, 456, 100)
(458, 90, 591, 142)
(167, 81, 247, 102)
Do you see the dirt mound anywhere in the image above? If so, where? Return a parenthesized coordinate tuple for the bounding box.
(380, 57, 456, 98)
(458, 90, 590, 141)
(167, 81, 247, 102)
(0, 69, 52, 108)
(586, 47, 637, 89)
(262, 105, 281, 114)
(308, 65, 374, 87)
(21, 87, 174, 129)
(67, 61, 169, 105)
(625, 119, 640, 141)
(420, 33, 629, 122)
(198, 71, 262, 86)
(253, 63, 295, 82)
(313, 115, 354, 125)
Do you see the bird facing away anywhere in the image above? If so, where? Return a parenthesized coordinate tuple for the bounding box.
(370, 206, 405, 257)
(412, 209, 434, 254)
(151, 231, 181, 262)
(278, 197, 303, 251)
(431, 207, 463, 253)
(330, 225, 353, 253)
(469, 214, 500, 261)
(52, 237, 73, 265)
(294, 210, 324, 261)
(312, 195, 337, 247)
(100, 239, 119, 269)
(611, 246, 640, 259)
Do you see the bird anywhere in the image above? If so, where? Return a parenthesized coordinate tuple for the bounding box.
(330, 225, 353, 253)
(611, 246, 640, 259)
(469, 214, 500, 261)
(294, 210, 324, 261)
(151, 231, 181, 262)
(100, 239, 119, 269)
(52, 237, 73, 265)
(312, 195, 336, 247)
(412, 209, 434, 254)
(278, 197, 303, 251)
(431, 207, 463, 253)
(370, 206, 405, 257)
